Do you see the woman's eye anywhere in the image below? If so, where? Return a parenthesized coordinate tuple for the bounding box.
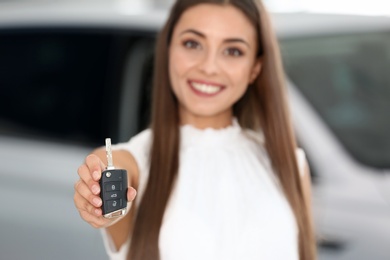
(183, 40, 200, 50)
(224, 48, 243, 57)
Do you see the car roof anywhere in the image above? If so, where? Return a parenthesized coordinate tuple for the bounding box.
(0, 0, 168, 31)
(272, 12, 390, 39)
(0, 0, 389, 38)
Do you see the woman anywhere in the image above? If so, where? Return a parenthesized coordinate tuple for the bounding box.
(74, 0, 316, 259)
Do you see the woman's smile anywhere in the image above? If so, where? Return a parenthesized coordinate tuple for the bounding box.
(188, 79, 226, 97)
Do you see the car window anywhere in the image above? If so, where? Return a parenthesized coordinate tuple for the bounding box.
(281, 31, 390, 169)
(0, 29, 135, 146)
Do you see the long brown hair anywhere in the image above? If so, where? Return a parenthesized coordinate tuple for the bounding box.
(129, 0, 316, 259)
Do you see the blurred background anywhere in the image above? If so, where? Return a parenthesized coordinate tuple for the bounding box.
(0, 0, 389, 259)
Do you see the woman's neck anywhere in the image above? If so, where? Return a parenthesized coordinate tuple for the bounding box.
(179, 109, 234, 130)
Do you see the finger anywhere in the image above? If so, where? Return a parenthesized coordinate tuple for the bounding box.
(75, 179, 102, 208)
(74, 179, 82, 192)
(85, 154, 105, 181)
(74, 190, 102, 217)
(127, 187, 137, 202)
(78, 164, 100, 195)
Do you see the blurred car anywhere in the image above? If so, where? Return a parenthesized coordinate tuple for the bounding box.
(277, 13, 390, 260)
(0, 1, 389, 259)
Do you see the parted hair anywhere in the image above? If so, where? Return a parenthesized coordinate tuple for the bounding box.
(128, 0, 317, 259)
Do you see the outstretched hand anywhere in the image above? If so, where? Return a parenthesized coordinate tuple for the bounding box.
(74, 154, 137, 228)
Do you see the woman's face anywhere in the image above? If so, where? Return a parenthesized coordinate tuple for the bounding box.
(169, 3, 261, 128)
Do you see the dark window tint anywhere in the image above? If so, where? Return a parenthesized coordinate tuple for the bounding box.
(0, 29, 130, 146)
(281, 31, 390, 169)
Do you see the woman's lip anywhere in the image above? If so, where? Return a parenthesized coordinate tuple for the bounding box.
(187, 80, 225, 97)
(188, 79, 225, 87)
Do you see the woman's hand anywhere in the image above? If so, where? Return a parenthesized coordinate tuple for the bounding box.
(74, 153, 137, 228)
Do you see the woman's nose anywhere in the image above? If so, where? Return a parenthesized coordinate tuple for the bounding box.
(198, 50, 220, 76)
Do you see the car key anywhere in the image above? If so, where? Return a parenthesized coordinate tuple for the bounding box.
(99, 138, 128, 218)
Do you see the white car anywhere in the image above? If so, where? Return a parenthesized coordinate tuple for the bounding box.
(278, 13, 390, 259)
(0, 1, 389, 259)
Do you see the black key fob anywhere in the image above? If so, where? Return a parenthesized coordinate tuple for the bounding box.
(99, 138, 128, 218)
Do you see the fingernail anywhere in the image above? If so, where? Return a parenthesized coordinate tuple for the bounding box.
(93, 171, 100, 180)
(92, 185, 100, 194)
(93, 197, 102, 207)
(95, 209, 101, 216)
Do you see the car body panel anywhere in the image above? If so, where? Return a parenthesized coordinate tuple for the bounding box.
(0, 136, 106, 259)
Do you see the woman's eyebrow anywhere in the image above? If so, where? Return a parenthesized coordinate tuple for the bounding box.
(180, 29, 205, 38)
(224, 38, 251, 48)
(179, 29, 251, 48)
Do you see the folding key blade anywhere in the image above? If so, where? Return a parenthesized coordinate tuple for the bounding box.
(105, 138, 115, 170)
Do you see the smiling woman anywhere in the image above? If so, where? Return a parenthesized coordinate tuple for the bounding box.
(73, 1, 317, 260)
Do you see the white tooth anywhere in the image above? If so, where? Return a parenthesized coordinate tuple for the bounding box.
(205, 86, 217, 94)
(191, 82, 220, 94)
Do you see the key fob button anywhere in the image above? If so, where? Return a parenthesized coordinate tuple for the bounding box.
(105, 182, 122, 191)
(106, 191, 121, 199)
(106, 199, 122, 212)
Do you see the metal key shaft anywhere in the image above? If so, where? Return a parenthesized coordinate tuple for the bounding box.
(105, 138, 115, 170)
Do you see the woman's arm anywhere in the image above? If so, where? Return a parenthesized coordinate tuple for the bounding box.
(301, 156, 315, 233)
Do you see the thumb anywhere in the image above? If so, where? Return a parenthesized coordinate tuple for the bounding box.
(127, 187, 137, 202)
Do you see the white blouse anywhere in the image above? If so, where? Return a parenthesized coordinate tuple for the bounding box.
(101, 119, 306, 260)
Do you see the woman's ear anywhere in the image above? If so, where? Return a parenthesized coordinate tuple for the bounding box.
(249, 59, 262, 84)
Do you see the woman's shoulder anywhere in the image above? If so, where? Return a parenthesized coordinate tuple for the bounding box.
(242, 128, 307, 178)
(112, 129, 152, 174)
(114, 128, 152, 152)
(130, 128, 153, 145)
